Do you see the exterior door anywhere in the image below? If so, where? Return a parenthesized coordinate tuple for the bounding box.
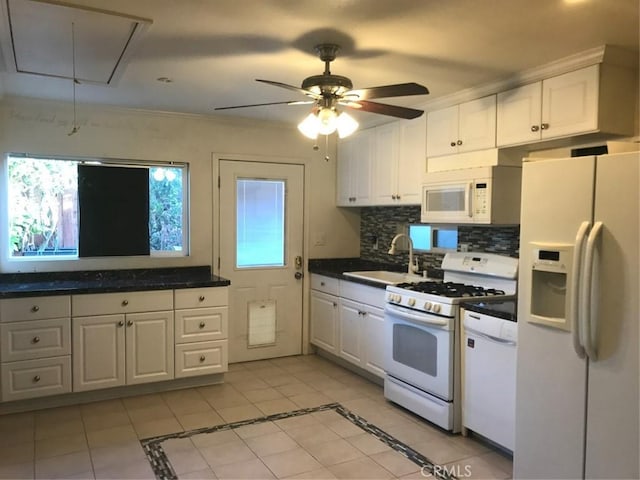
(218, 160, 304, 363)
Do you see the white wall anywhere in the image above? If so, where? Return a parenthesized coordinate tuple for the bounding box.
(0, 96, 360, 273)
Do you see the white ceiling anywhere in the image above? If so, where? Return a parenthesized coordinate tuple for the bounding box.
(0, 0, 638, 129)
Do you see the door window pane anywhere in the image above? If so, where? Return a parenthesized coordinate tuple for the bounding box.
(236, 179, 285, 268)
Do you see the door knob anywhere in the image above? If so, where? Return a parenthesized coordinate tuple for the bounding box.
(295, 272, 304, 280)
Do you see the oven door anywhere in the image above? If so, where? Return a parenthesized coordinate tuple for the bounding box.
(384, 303, 454, 401)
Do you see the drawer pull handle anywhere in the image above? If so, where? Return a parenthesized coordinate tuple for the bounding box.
(199, 295, 205, 302)
(118, 321, 124, 327)
(121, 300, 129, 307)
(127, 320, 133, 327)
(32, 336, 40, 344)
(33, 375, 41, 382)
(31, 305, 40, 313)
(199, 355, 206, 362)
(199, 322, 206, 329)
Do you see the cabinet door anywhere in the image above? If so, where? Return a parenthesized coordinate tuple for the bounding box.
(338, 298, 362, 365)
(373, 123, 400, 205)
(73, 315, 125, 392)
(362, 305, 386, 378)
(496, 82, 542, 147)
(396, 116, 426, 204)
(426, 105, 459, 157)
(310, 291, 339, 354)
(541, 65, 599, 139)
(336, 135, 355, 206)
(351, 130, 375, 205)
(458, 95, 496, 152)
(126, 311, 174, 385)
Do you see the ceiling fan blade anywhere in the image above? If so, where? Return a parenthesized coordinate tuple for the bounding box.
(256, 79, 321, 99)
(344, 82, 429, 100)
(344, 100, 424, 119)
(215, 100, 314, 111)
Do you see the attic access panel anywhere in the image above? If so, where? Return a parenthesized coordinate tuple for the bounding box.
(1, 0, 151, 84)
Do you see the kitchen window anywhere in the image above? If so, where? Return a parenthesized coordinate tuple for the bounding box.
(3, 154, 188, 260)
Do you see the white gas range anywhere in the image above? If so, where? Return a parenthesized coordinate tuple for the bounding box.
(384, 252, 518, 432)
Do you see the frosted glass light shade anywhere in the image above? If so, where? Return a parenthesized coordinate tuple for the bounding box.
(317, 108, 338, 135)
(297, 113, 319, 139)
(336, 112, 358, 138)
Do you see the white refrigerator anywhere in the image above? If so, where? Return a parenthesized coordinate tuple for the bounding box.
(514, 152, 639, 479)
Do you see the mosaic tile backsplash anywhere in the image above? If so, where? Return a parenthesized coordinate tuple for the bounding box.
(359, 206, 520, 272)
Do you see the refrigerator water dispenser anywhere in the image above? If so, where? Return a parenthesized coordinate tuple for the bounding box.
(529, 243, 574, 331)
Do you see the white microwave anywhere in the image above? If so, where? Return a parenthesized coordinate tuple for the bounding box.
(421, 166, 522, 224)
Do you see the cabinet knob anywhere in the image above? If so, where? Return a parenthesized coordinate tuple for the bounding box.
(33, 375, 41, 382)
(450, 141, 456, 147)
(127, 320, 133, 327)
(333, 302, 337, 307)
(199, 321, 206, 329)
(320, 282, 325, 286)
(199, 355, 206, 362)
(396, 194, 401, 200)
(199, 295, 205, 302)
(540, 123, 549, 130)
(531, 125, 540, 132)
(118, 320, 124, 327)
(32, 336, 40, 344)
(121, 300, 129, 307)
(457, 139, 463, 146)
(31, 305, 40, 313)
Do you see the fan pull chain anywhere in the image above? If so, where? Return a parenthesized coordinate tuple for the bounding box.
(68, 22, 79, 136)
(325, 134, 330, 161)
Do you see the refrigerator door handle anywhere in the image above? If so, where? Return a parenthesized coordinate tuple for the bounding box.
(581, 221, 603, 361)
(571, 221, 590, 358)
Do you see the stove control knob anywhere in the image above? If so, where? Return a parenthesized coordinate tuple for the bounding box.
(424, 301, 432, 311)
(387, 293, 394, 302)
(408, 298, 416, 307)
(432, 303, 441, 314)
(395, 294, 402, 303)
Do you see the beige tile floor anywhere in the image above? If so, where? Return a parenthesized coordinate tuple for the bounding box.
(0, 354, 512, 479)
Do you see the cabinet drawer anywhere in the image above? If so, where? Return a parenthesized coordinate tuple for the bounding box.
(340, 280, 385, 309)
(0, 296, 70, 323)
(174, 287, 228, 309)
(175, 341, 228, 378)
(72, 290, 173, 316)
(1, 318, 71, 362)
(1, 356, 72, 402)
(175, 307, 228, 344)
(310, 275, 340, 296)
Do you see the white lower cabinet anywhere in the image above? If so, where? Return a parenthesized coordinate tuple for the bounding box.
(310, 275, 386, 379)
(72, 310, 174, 392)
(0, 295, 72, 401)
(310, 275, 340, 355)
(71, 290, 175, 392)
(174, 287, 229, 378)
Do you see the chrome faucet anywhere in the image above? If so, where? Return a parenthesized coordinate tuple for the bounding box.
(388, 233, 419, 275)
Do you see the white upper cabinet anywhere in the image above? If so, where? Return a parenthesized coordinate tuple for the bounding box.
(336, 128, 375, 206)
(497, 64, 636, 147)
(338, 117, 425, 207)
(427, 95, 496, 157)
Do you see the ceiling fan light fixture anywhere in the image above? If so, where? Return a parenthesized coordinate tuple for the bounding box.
(336, 111, 358, 138)
(317, 107, 338, 135)
(297, 112, 320, 139)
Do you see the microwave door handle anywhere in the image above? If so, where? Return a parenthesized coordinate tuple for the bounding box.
(466, 182, 473, 218)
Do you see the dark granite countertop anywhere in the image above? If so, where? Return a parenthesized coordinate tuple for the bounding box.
(461, 299, 517, 322)
(0, 266, 230, 299)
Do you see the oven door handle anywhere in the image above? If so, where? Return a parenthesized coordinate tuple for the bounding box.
(384, 304, 448, 327)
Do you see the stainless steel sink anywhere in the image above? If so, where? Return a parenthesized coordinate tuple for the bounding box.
(342, 270, 424, 285)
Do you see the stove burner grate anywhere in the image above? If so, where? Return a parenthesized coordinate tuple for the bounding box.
(395, 281, 506, 298)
